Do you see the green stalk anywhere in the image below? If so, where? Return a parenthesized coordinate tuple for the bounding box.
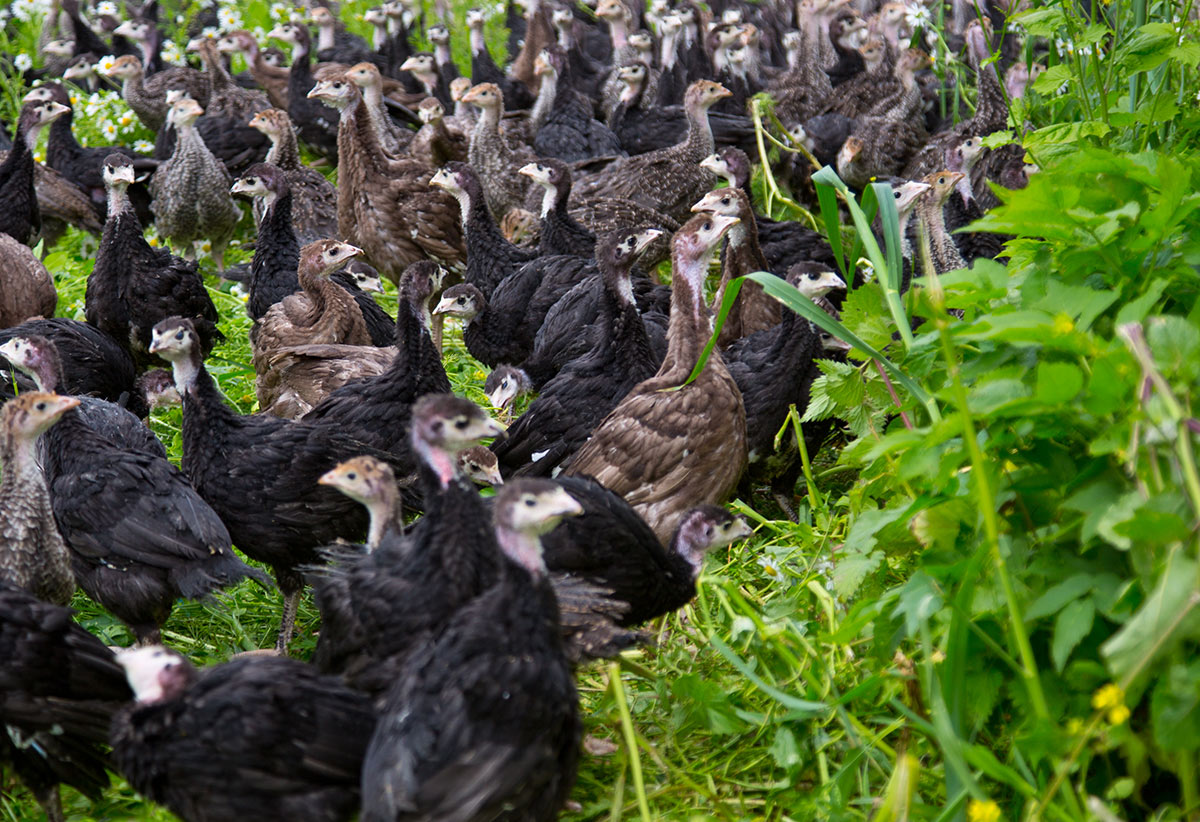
(609, 662, 652, 822)
(928, 285, 1051, 722)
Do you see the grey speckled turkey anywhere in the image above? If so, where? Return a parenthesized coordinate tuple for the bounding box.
(149, 97, 241, 271)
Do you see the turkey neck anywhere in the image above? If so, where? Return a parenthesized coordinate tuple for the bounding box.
(265, 126, 302, 171)
(316, 23, 335, 53)
(363, 489, 400, 552)
(530, 70, 558, 129)
(249, 190, 299, 318)
(0, 424, 40, 479)
(681, 96, 717, 161)
(469, 23, 488, 55)
(357, 82, 393, 148)
(601, 258, 654, 366)
(916, 195, 966, 272)
(295, 263, 344, 326)
(660, 245, 715, 381)
(607, 11, 629, 51)
(171, 117, 208, 169)
(494, 524, 547, 579)
(106, 180, 133, 219)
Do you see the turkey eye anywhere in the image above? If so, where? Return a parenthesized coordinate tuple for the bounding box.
(524, 497, 537, 507)
(457, 297, 465, 304)
(454, 418, 469, 429)
(501, 379, 509, 388)
(722, 197, 730, 205)
(346, 472, 358, 481)
(703, 221, 712, 231)
(894, 191, 902, 198)
(808, 272, 818, 280)
(938, 176, 946, 184)
(174, 331, 184, 340)
(35, 402, 46, 411)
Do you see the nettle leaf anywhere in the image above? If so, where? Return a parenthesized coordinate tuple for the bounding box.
(840, 282, 894, 352)
(1095, 491, 1143, 550)
(1151, 661, 1200, 751)
(892, 572, 944, 635)
(801, 376, 839, 422)
(1052, 597, 1095, 672)
(844, 506, 908, 554)
(833, 550, 883, 598)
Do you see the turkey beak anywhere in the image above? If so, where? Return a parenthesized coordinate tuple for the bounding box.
(548, 489, 584, 519)
(823, 335, 853, 353)
(827, 271, 847, 291)
(185, 37, 208, 53)
(634, 229, 665, 254)
(267, 26, 289, 40)
(711, 84, 733, 101)
(481, 417, 506, 438)
(338, 243, 364, 261)
(399, 56, 421, 72)
(699, 156, 720, 174)
(111, 165, 137, 186)
(729, 517, 753, 540)
(306, 82, 329, 100)
(63, 63, 88, 80)
(690, 191, 723, 213)
(230, 179, 250, 196)
(709, 213, 740, 237)
(357, 276, 385, 294)
(113, 20, 139, 38)
(517, 163, 544, 182)
(432, 295, 456, 315)
(45, 102, 71, 122)
(317, 467, 344, 487)
(486, 384, 515, 411)
(51, 396, 83, 416)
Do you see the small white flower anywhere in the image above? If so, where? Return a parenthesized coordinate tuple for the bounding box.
(97, 54, 117, 76)
(270, 2, 287, 20)
(96, 0, 118, 14)
(134, 139, 154, 153)
(217, 6, 241, 30)
(201, 26, 220, 39)
(14, 53, 33, 72)
(161, 40, 185, 66)
(757, 556, 783, 578)
(904, 3, 930, 30)
(0, 6, 10, 20)
(102, 121, 118, 140)
(84, 102, 101, 117)
(1057, 81, 1069, 96)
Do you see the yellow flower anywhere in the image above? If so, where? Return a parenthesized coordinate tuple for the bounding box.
(1066, 718, 1085, 735)
(1108, 704, 1130, 724)
(148, 236, 159, 247)
(1092, 683, 1123, 711)
(1052, 313, 1075, 335)
(968, 799, 1001, 822)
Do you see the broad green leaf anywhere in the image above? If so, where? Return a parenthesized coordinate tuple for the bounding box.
(844, 506, 908, 554)
(1146, 315, 1200, 382)
(769, 726, 802, 770)
(1035, 361, 1084, 404)
(1151, 662, 1200, 751)
(1101, 556, 1200, 681)
(1052, 597, 1095, 672)
(1032, 64, 1073, 96)
(1026, 574, 1096, 621)
(1023, 120, 1112, 148)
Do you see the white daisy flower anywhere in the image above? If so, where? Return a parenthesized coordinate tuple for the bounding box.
(270, 2, 287, 20)
(97, 54, 117, 74)
(102, 121, 118, 140)
(161, 40, 185, 65)
(904, 3, 930, 30)
(14, 53, 33, 72)
(202, 26, 220, 39)
(757, 556, 783, 578)
(217, 6, 241, 30)
(96, 0, 118, 14)
(134, 139, 154, 153)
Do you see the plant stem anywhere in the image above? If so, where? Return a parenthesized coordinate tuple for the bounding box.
(609, 662, 652, 822)
(931, 300, 1051, 722)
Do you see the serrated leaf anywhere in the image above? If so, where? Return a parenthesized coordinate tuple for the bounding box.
(844, 507, 907, 554)
(1051, 598, 1094, 672)
(801, 376, 839, 422)
(832, 550, 883, 598)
